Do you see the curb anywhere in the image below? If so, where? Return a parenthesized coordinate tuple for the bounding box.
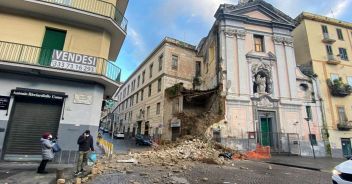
(265, 161, 322, 172)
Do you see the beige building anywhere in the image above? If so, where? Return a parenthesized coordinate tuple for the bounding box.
(293, 12, 352, 158)
(0, 0, 128, 161)
(113, 37, 201, 141)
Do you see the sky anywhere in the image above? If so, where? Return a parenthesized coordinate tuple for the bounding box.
(116, 0, 352, 81)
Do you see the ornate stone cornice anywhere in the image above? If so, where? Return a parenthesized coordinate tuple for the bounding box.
(273, 36, 284, 45)
(273, 36, 293, 47)
(283, 37, 293, 47)
(224, 28, 247, 39)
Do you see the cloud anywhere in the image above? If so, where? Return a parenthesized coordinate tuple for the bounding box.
(128, 27, 146, 55)
(326, 0, 351, 18)
(157, 0, 236, 24)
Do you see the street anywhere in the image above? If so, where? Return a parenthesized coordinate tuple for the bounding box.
(101, 132, 152, 154)
(91, 160, 331, 184)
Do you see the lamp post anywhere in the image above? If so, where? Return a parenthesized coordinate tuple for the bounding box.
(305, 117, 316, 159)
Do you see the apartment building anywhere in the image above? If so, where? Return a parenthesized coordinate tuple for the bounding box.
(293, 12, 352, 158)
(0, 0, 128, 161)
(190, 0, 326, 157)
(113, 37, 202, 141)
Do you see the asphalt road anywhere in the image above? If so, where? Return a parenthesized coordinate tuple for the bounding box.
(91, 160, 331, 184)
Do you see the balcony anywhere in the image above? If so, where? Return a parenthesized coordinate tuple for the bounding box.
(327, 78, 352, 97)
(136, 114, 144, 121)
(327, 55, 341, 65)
(0, 41, 121, 96)
(337, 121, 352, 131)
(0, 0, 128, 60)
(322, 33, 336, 43)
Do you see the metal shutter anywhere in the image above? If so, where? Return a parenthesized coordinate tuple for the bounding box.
(4, 97, 62, 157)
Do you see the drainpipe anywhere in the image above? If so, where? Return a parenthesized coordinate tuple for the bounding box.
(312, 76, 331, 156)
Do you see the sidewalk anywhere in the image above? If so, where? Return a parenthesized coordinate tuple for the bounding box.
(0, 162, 74, 184)
(265, 155, 346, 172)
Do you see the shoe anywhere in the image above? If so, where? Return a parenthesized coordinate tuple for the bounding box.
(37, 171, 49, 174)
(74, 171, 82, 176)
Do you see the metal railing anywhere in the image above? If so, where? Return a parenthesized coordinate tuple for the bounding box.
(37, 0, 128, 32)
(0, 41, 121, 82)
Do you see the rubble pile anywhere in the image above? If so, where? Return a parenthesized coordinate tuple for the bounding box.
(131, 138, 238, 166)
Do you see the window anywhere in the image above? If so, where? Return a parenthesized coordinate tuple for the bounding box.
(347, 76, 352, 86)
(254, 35, 264, 52)
(124, 113, 127, 120)
(331, 74, 339, 81)
(158, 54, 163, 71)
(127, 85, 130, 94)
(322, 25, 328, 34)
(338, 106, 347, 124)
(141, 89, 144, 101)
(136, 92, 139, 103)
(137, 75, 140, 87)
(306, 106, 312, 120)
(131, 95, 134, 106)
(146, 106, 150, 119)
(149, 63, 153, 78)
(172, 98, 180, 114)
(172, 55, 178, 70)
(142, 70, 145, 84)
(158, 78, 162, 92)
(195, 61, 201, 76)
(326, 45, 333, 55)
(148, 84, 152, 97)
(337, 28, 344, 40)
(309, 134, 317, 146)
(156, 103, 160, 115)
(339, 48, 348, 61)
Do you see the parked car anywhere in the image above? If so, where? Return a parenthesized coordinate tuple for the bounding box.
(103, 128, 108, 133)
(135, 134, 152, 146)
(332, 158, 352, 184)
(113, 132, 125, 139)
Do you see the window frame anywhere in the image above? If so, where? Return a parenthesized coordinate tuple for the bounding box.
(156, 103, 161, 115)
(253, 35, 265, 52)
(337, 106, 347, 124)
(149, 63, 153, 78)
(148, 84, 152, 97)
(172, 55, 178, 70)
(322, 25, 328, 34)
(337, 28, 344, 40)
(157, 78, 162, 92)
(339, 48, 348, 61)
(158, 54, 163, 71)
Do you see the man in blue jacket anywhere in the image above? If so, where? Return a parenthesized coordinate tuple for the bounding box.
(75, 130, 94, 175)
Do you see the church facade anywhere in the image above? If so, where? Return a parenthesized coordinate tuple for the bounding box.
(197, 0, 326, 156)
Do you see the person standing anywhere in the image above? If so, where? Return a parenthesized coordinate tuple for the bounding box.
(37, 133, 55, 174)
(75, 130, 94, 175)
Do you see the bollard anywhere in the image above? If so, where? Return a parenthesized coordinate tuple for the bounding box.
(56, 168, 64, 181)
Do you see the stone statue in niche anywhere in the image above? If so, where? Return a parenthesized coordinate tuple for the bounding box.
(256, 74, 266, 93)
(252, 63, 273, 95)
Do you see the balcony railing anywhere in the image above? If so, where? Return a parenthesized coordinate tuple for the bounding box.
(0, 41, 121, 82)
(37, 0, 128, 32)
(322, 33, 336, 43)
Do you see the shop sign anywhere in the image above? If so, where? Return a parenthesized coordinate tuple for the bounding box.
(11, 89, 65, 100)
(170, 118, 181, 128)
(51, 50, 97, 73)
(0, 96, 10, 110)
(73, 94, 93, 105)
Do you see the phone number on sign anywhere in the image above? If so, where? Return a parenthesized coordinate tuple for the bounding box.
(51, 60, 97, 73)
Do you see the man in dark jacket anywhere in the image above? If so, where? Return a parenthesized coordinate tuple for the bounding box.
(75, 130, 94, 175)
